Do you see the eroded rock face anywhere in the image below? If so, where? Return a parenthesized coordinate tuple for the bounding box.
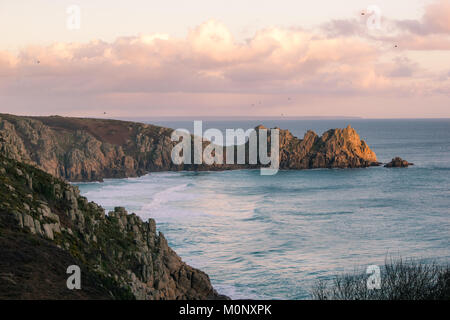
(384, 157, 414, 168)
(0, 114, 380, 181)
(0, 156, 226, 300)
(275, 125, 379, 169)
(0, 114, 172, 181)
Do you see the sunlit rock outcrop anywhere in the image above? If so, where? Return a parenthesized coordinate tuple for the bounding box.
(0, 114, 380, 182)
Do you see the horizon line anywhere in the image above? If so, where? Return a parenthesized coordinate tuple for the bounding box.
(2, 113, 450, 121)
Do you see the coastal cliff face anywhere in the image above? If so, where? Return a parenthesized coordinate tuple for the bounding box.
(0, 114, 178, 181)
(0, 114, 379, 182)
(0, 155, 225, 300)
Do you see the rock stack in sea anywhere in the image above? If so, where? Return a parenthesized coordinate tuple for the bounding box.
(274, 124, 380, 169)
(384, 157, 414, 168)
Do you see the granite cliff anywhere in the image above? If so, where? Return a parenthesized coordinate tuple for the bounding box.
(270, 124, 378, 169)
(0, 155, 225, 299)
(0, 114, 380, 182)
(0, 114, 177, 181)
(0, 114, 381, 299)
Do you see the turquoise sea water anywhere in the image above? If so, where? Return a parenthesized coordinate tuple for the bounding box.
(76, 119, 450, 299)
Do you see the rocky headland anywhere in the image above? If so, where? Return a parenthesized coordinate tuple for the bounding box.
(275, 124, 379, 169)
(0, 114, 380, 182)
(0, 113, 383, 299)
(0, 155, 226, 299)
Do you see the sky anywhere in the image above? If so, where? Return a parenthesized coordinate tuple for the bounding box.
(0, 0, 449, 118)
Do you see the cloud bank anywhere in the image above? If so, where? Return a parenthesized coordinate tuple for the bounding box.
(0, 0, 449, 118)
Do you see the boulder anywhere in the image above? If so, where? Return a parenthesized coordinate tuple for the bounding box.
(384, 157, 414, 168)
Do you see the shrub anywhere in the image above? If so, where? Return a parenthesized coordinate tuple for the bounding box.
(311, 257, 450, 300)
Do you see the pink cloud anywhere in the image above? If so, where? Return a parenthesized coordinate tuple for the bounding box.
(423, 0, 450, 34)
(388, 0, 450, 50)
(396, 0, 450, 36)
(320, 1, 450, 51)
(0, 3, 449, 118)
(1, 21, 393, 96)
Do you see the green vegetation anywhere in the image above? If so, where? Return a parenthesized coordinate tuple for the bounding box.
(311, 258, 450, 300)
(0, 155, 137, 299)
(0, 154, 221, 300)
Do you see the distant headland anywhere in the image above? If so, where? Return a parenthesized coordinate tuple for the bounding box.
(0, 113, 381, 182)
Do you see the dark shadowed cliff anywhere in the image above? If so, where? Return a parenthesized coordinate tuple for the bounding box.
(0, 155, 226, 300)
(0, 114, 379, 182)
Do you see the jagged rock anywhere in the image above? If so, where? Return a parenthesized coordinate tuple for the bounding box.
(34, 219, 43, 236)
(23, 214, 36, 234)
(11, 211, 23, 228)
(273, 125, 380, 169)
(0, 155, 226, 300)
(42, 224, 54, 240)
(0, 114, 380, 182)
(384, 157, 414, 168)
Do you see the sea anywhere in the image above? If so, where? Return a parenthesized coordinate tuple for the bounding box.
(76, 119, 450, 299)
